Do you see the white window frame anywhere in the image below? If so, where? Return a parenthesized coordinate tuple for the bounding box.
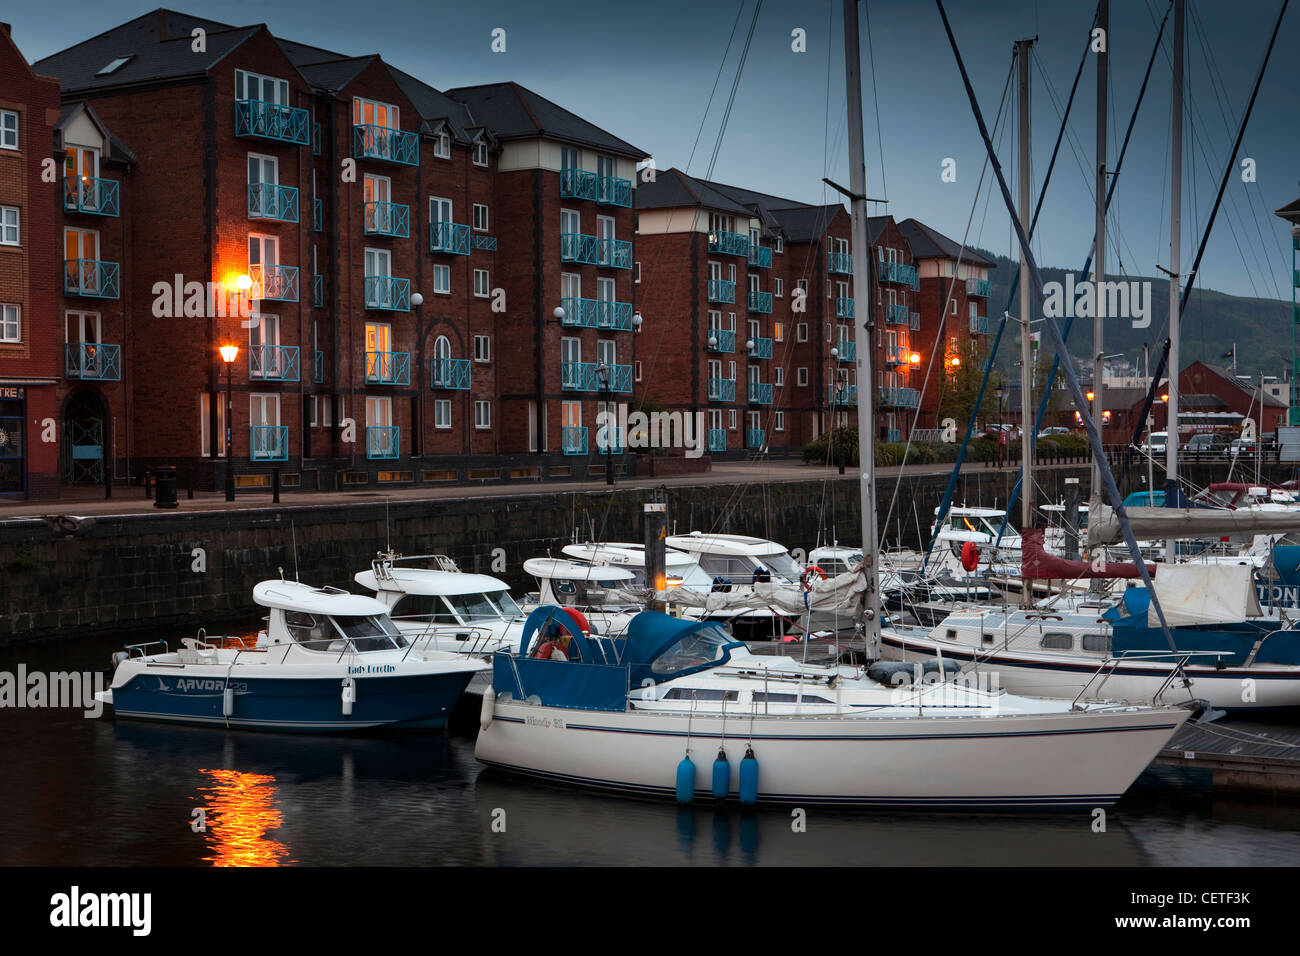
(774, 278, 783, 298)
(474, 335, 491, 363)
(473, 203, 489, 231)
(797, 367, 809, 387)
(634, 261, 641, 283)
(728, 409, 738, 430)
(236, 70, 289, 105)
(433, 264, 451, 294)
(774, 236, 783, 254)
(474, 400, 491, 430)
(473, 141, 489, 166)
(353, 96, 399, 131)
(0, 304, 20, 342)
(774, 412, 785, 432)
(0, 110, 18, 150)
(796, 322, 808, 342)
(434, 399, 452, 429)
(434, 130, 451, 160)
(473, 269, 490, 297)
(774, 367, 785, 387)
(200, 393, 225, 457)
(0, 206, 19, 246)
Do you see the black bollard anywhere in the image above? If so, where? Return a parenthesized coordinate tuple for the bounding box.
(154, 465, 178, 509)
(272, 467, 281, 503)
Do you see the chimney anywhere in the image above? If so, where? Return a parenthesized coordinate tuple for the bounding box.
(157, 9, 168, 41)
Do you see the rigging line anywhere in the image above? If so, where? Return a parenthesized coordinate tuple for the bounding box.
(705, 0, 764, 181)
(862, 0, 887, 203)
(684, 1, 746, 177)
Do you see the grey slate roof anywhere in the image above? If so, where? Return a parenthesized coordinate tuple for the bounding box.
(286, 53, 374, 93)
(446, 82, 646, 158)
(897, 218, 998, 268)
(387, 66, 479, 143)
(635, 169, 757, 217)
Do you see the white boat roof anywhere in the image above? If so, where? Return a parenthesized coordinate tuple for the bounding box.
(522, 558, 637, 581)
(809, 546, 862, 561)
(937, 507, 1007, 519)
(665, 532, 789, 556)
(561, 542, 695, 568)
(354, 567, 511, 596)
(253, 580, 391, 616)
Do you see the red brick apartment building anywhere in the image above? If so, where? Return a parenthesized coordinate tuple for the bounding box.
(6, 9, 646, 498)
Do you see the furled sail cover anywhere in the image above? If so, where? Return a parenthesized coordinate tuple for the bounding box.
(1088, 503, 1300, 547)
(649, 565, 868, 620)
(1145, 563, 1263, 627)
(1020, 527, 1155, 580)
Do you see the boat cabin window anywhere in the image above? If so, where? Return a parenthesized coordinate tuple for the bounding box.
(982, 633, 995, 645)
(330, 614, 409, 651)
(820, 560, 850, 576)
(285, 611, 331, 647)
(1039, 632, 1073, 650)
(554, 579, 623, 606)
(390, 594, 459, 624)
(1081, 633, 1111, 654)
(753, 692, 834, 704)
(490, 590, 523, 617)
(650, 627, 734, 675)
(445, 592, 505, 622)
(661, 687, 738, 702)
(756, 552, 800, 583)
(697, 555, 756, 579)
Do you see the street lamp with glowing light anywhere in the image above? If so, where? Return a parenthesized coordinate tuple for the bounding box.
(219, 344, 239, 501)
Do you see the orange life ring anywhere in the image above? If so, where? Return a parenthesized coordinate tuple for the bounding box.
(800, 565, 827, 590)
(960, 541, 979, 572)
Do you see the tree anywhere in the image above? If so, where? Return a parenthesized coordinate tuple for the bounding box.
(937, 339, 1003, 429)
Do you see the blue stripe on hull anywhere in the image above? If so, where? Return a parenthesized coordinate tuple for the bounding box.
(111, 671, 473, 733)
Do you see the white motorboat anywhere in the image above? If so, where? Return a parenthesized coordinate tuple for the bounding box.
(97, 580, 488, 732)
(520, 557, 639, 634)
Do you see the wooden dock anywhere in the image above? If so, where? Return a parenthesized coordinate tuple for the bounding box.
(1154, 719, 1300, 794)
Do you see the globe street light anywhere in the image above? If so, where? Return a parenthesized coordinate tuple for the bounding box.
(219, 344, 239, 501)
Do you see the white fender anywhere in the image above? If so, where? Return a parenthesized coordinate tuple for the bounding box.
(480, 686, 496, 731)
(222, 686, 234, 717)
(342, 677, 356, 717)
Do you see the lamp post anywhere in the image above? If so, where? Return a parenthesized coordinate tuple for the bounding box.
(219, 344, 239, 501)
(995, 385, 1006, 468)
(596, 361, 613, 485)
(411, 291, 424, 457)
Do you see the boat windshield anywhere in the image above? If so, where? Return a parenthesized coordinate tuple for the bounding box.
(329, 614, 409, 651)
(445, 592, 507, 622)
(650, 625, 735, 676)
(756, 551, 800, 582)
(491, 590, 523, 617)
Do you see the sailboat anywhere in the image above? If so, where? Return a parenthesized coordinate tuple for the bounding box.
(473, 0, 1190, 808)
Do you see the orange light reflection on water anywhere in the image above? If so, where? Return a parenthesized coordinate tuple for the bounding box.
(196, 769, 293, 867)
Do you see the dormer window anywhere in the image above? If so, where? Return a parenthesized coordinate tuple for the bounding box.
(96, 55, 133, 76)
(473, 141, 489, 166)
(434, 131, 451, 160)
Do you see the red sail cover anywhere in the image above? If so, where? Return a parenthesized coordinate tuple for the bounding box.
(1020, 527, 1155, 580)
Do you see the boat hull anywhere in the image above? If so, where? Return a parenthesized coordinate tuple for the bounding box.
(475, 698, 1186, 808)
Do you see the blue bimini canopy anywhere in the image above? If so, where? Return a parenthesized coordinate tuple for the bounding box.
(621, 612, 745, 688)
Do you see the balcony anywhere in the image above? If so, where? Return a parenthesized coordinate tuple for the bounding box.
(747, 382, 773, 404)
(249, 263, 299, 302)
(707, 328, 735, 353)
(748, 337, 773, 360)
(63, 177, 120, 217)
(312, 273, 324, 308)
(431, 357, 471, 390)
(313, 349, 324, 384)
(365, 351, 410, 386)
(707, 279, 735, 303)
(250, 425, 289, 461)
(312, 197, 322, 232)
(561, 362, 632, 392)
(885, 304, 910, 326)
(248, 182, 299, 223)
(747, 244, 773, 269)
(708, 230, 750, 257)
(562, 426, 588, 455)
(747, 428, 765, 449)
(64, 259, 120, 299)
(834, 340, 855, 362)
(560, 168, 599, 201)
(884, 345, 908, 366)
(472, 234, 498, 251)
(969, 315, 989, 335)
(430, 221, 470, 255)
(365, 201, 410, 238)
(560, 232, 600, 265)
(910, 311, 921, 331)
(747, 290, 773, 314)
(595, 301, 632, 331)
(352, 124, 419, 166)
(559, 297, 599, 328)
(708, 428, 726, 452)
(235, 99, 309, 146)
(597, 238, 632, 269)
(596, 426, 625, 454)
(966, 277, 991, 297)
(364, 275, 410, 311)
(878, 260, 919, 289)
(828, 383, 858, 406)
(366, 426, 400, 459)
(827, 251, 853, 274)
(64, 343, 121, 381)
(249, 344, 301, 382)
(835, 297, 854, 319)
(597, 175, 633, 208)
(707, 378, 736, 402)
(879, 386, 920, 408)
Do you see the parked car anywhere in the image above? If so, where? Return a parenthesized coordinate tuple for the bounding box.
(1139, 431, 1167, 455)
(1186, 433, 1222, 456)
(1227, 438, 1259, 458)
(1037, 426, 1071, 439)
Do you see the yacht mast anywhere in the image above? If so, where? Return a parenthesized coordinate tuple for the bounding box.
(1165, 0, 1184, 562)
(1090, 0, 1108, 523)
(1015, 37, 1034, 606)
(842, 0, 882, 651)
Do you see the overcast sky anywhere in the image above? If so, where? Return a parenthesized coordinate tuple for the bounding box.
(10, 0, 1297, 303)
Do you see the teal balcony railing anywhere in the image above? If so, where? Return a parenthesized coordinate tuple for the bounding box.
(880, 386, 920, 408)
(878, 260, 918, 289)
(431, 357, 471, 390)
(597, 300, 634, 330)
(562, 426, 588, 455)
(64, 259, 120, 299)
(365, 201, 409, 238)
(63, 176, 120, 217)
(561, 362, 632, 392)
(835, 296, 854, 319)
(559, 297, 599, 328)
(747, 290, 773, 314)
(747, 244, 772, 269)
(367, 426, 400, 460)
(249, 344, 301, 382)
(597, 175, 633, 208)
(886, 304, 910, 326)
(353, 124, 419, 166)
(561, 168, 599, 200)
(560, 232, 600, 265)
(596, 426, 625, 454)
(707, 279, 735, 303)
(708, 428, 726, 452)
(312, 349, 324, 384)
(707, 328, 735, 352)
(65, 342, 121, 381)
(249, 263, 299, 302)
(748, 337, 773, 360)
(970, 315, 989, 335)
(312, 274, 323, 308)
(707, 378, 736, 402)
(966, 277, 991, 297)
(250, 425, 289, 461)
(747, 382, 773, 404)
(472, 234, 498, 251)
(834, 340, 855, 362)
(312, 121, 321, 156)
(248, 182, 299, 223)
(235, 99, 309, 146)
(884, 345, 908, 366)
(708, 230, 750, 257)
(364, 275, 410, 311)
(910, 312, 921, 331)
(828, 383, 858, 406)
(827, 250, 853, 274)
(746, 428, 765, 449)
(365, 351, 410, 386)
(430, 221, 470, 255)
(312, 197, 323, 232)
(597, 238, 632, 269)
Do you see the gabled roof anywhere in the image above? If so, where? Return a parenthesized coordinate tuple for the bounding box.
(897, 218, 998, 268)
(1196, 363, 1287, 407)
(387, 65, 478, 144)
(446, 81, 646, 158)
(767, 204, 863, 243)
(56, 102, 137, 163)
(33, 10, 260, 93)
(1275, 196, 1300, 224)
(636, 168, 756, 217)
(288, 54, 375, 93)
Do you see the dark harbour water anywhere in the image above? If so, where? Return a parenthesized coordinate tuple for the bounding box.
(3, 623, 1300, 867)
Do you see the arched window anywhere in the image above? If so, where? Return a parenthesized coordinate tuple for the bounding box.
(433, 335, 451, 385)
